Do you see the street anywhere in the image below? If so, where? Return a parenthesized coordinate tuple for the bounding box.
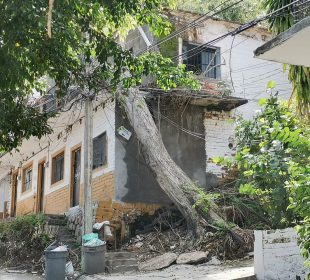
(0, 260, 254, 280)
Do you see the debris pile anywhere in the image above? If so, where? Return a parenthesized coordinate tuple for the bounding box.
(66, 206, 83, 243)
(122, 208, 254, 263)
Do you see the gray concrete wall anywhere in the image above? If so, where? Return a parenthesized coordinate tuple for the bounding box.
(115, 103, 172, 204)
(115, 100, 208, 206)
(149, 100, 207, 187)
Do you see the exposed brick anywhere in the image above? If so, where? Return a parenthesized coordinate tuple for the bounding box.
(45, 186, 70, 214)
(16, 195, 36, 216)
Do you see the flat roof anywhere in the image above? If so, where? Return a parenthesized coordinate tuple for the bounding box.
(141, 88, 248, 111)
(254, 16, 310, 67)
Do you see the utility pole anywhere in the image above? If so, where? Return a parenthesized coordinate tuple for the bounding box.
(83, 96, 93, 235)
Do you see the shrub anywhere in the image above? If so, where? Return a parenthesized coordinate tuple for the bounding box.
(214, 94, 310, 265)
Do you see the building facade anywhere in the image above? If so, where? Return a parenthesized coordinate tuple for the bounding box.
(0, 12, 292, 239)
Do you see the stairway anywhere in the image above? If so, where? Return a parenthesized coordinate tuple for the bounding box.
(105, 251, 139, 273)
(44, 214, 78, 249)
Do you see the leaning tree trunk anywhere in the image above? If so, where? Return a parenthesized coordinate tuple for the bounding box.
(121, 88, 228, 236)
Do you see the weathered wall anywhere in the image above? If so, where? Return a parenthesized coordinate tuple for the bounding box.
(16, 195, 36, 216)
(204, 110, 235, 186)
(151, 101, 207, 187)
(165, 11, 292, 119)
(254, 228, 309, 280)
(0, 175, 10, 219)
(116, 100, 212, 192)
(115, 103, 172, 204)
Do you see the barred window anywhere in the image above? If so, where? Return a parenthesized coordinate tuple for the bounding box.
(93, 132, 107, 169)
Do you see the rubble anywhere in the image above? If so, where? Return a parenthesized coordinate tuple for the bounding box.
(138, 253, 178, 271)
(207, 256, 222, 265)
(66, 206, 83, 243)
(176, 251, 208, 264)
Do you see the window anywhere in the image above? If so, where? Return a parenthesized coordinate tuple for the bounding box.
(52, 151, 64, 184)
(93, 132, 107, 169)
(22, 165, 33, 192)
(182, 42, 221, 79)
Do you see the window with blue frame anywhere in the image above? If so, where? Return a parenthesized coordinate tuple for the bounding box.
(182, 42, 221, 79)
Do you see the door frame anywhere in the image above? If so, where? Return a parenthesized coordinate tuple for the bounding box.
(10, 169, 18, 217)
(70, 143, 82, 207)
(36, 158, 46, 213)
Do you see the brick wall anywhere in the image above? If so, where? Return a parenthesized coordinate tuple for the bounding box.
(16, 195, 36, 216)
(44, 172, 115, 215)
(45, 185, 70, 214)
(95, 199, 162, 243)
(92, 171, 115, 203)
(204, 111, 235, 177)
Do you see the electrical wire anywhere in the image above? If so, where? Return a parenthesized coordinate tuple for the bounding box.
(173, 0, 310, 62)
(137, 0, 244, 55)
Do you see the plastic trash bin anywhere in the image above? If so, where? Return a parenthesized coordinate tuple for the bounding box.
(44, 244, 69, 280)
(82, 242, 106, 274)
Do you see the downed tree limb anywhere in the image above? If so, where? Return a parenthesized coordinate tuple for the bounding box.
(121, 88, 233, 237)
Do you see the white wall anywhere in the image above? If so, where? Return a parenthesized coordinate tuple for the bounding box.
(173, 12, 292, 119)
(0, 175, 10, 214)
(204, 111, 235, 176)
(254, 228, 309, 280)
(0, 99, 115, 210)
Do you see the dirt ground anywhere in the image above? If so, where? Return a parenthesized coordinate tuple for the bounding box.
(0, 259, 254, 280)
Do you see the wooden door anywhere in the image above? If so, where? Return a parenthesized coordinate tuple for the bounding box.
(71, 148, 81, 207)
(36, 161, 45, 213)
(10, 172, 18, 217)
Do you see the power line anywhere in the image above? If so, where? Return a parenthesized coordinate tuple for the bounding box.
(173, 0, 310, 62)
(137, 0, 244, 55)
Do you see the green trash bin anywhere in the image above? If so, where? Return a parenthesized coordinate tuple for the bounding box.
(82, 242, 106, 274)
(44, 243, 69, 280)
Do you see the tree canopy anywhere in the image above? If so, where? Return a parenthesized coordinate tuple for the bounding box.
(176, 0, 263, 23)
(0, 0, 198, 152)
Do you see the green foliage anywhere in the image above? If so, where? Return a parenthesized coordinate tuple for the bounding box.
(157, 25, 179, 58)
(194, 187, 220, 215)
(176, 0, 263, 23)
(263, 0, 310, 117)
(0, 214, 51, 257)
(0, 0, 199, 152)
(220, 94, 310, 264)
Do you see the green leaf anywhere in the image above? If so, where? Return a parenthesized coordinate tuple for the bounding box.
(266, 80, 276, 89)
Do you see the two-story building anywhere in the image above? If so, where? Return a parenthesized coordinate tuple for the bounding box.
(0, 10, 292, 240)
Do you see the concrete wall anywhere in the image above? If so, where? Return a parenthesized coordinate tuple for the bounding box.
(254, 228, 309, 280)
(115, 100, 226, 192)
(0, 175, 10, 218)
(115, 103, 172, 204)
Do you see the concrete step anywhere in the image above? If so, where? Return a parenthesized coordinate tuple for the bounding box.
(106, 258, 138, 268)
(112, 265, 139, 273)
(105, 251, 138, 274)
(106, 251, 137, 260)
(45, 216, 67, 226)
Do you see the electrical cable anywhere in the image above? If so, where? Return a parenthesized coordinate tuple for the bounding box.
(173, 0, 310, 62)
(137, 0, 244, 55)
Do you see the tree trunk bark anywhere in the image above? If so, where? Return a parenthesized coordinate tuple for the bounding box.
(121, 88, 227, 236)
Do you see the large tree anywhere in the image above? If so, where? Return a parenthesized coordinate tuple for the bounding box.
(0, 0, 235, 236)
